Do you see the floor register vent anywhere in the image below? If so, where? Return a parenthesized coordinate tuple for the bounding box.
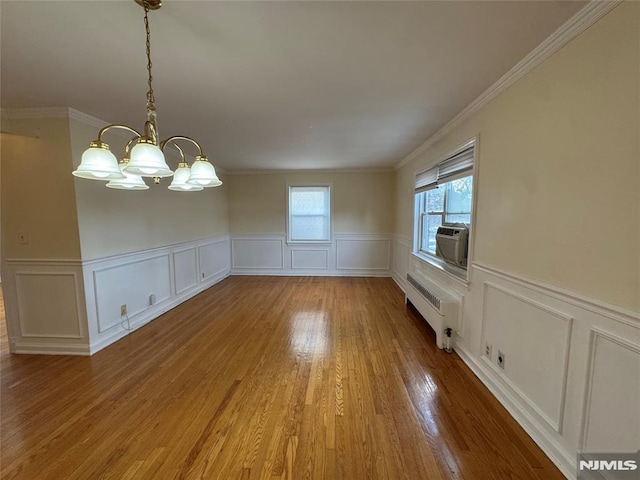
(405, 272, 460, 350)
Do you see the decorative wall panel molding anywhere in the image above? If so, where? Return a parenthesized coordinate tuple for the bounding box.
(336, 237, 390, 271)
(395, 246, 639, 479)
(580, 328, 640, 452)
(391, 235, 411, 291)
(93, 254, 172, 333)
(83, 235, 231, 354)
(481, 282, 573, 433)
(3, 260, 89, 355)
(199, 238, 231, 281)
(291, 249, 328, 270)
(230, 234, 393, 276)
(16, 272, 84, 339)
(451, 264, 639, 479)
(231, 237, 284, 270)
(473, 263, 639, 327)
(174, 247, 198, 295)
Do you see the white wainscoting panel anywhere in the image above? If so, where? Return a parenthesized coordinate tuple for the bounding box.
(5, 236, 231, 356)
(291, 249, 328, 270)
(4, 260, 89, 355)
(336, 237, 390, 271)
(199, 239, 231, 281)
(392, 235, 411, 291)
(232, 238, 283, 269)
(16, 272, 83, 339)
(452, 263, 640, 479)
(580, 328, 640, 452)
(230, 234, 393, 276)
(93, 254, 172, 333)
(82, 235, 231, 355)
(482, 283, 573, 433)
(174, 247, 198, 295)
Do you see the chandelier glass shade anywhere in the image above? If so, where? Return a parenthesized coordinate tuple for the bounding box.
(188, 157, 222, 187)
(126, 140, 173, 177)
(106, 160, 150, 190)
(71, 0, 221, 191)
(169, 163, 203, 191)
(72, 142, 122, 180)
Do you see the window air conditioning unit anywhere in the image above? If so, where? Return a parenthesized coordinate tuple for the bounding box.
(435, 225, 469, 267)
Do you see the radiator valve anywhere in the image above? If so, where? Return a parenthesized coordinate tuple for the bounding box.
(444, 328, 453, 354)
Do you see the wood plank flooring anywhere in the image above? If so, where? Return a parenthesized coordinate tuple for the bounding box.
(0, 277, 564, 479)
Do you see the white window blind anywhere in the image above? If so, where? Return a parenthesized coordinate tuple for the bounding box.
(415, 145, 475, 192)
(288, 186, 331, 242)
(415, 167, 438, 192)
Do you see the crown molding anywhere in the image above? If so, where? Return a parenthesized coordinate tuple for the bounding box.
(0, 106, 227, 173)
(67, 108, 110, 129)
(1, 106, 110, 128)
(1, 106, 71, 120)
(226, 167, 394, 176)
(394, 0, 622, 171)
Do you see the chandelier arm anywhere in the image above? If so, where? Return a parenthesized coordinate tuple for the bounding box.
(96, 124, 142, 143)
(159, 135, 205, 157)
(123, 135, 142, 158)
(162, 139, 187, 165)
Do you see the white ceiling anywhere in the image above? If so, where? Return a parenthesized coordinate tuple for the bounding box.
(1, 0, 585, 171)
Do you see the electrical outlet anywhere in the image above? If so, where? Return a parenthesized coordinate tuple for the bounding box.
(149, 294, 156, 306)
(497, 350, 506, 369)
(485, 343, 492, 358)
(202, 272, 205, 278)
(120, 304, 127, 317)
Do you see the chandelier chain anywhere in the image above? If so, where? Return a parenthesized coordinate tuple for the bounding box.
(143, 0, 155, 113)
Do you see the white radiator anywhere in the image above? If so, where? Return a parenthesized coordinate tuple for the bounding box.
(405, 272, 459, 349)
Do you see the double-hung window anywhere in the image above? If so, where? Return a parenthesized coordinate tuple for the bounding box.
(414, 142, 475, 264)
(287, 185, 331, 243)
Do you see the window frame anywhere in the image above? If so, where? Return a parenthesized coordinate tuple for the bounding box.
(286, 184, 332, 245)
(412, 138, 478, 282)
(416, 175, 473, 257)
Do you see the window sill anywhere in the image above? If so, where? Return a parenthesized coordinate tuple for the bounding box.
(286, 240, 332, 246)
(411, 251, 470, 287)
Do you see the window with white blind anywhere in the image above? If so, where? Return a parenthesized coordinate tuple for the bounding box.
(414, 141, 475, 266)
(287, 185, 331, 243)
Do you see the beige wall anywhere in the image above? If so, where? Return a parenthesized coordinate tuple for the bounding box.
(228, 171, 395, 235)
(395, 2, 639, 311)
(1, 117, 82, 260)
(70, 118, 229, 260)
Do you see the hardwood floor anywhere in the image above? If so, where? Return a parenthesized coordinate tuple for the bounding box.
(0, 277, 564, 479)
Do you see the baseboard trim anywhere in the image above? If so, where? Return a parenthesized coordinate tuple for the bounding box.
(454, 343, 575, 479)
(89, 269, 230, 355)
(230, 270, 392, 277)
(391, 273, 406, 293)
(12, 341, 91, 356)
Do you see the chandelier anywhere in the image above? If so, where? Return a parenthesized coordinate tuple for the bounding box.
(72, 0, 221, 191)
